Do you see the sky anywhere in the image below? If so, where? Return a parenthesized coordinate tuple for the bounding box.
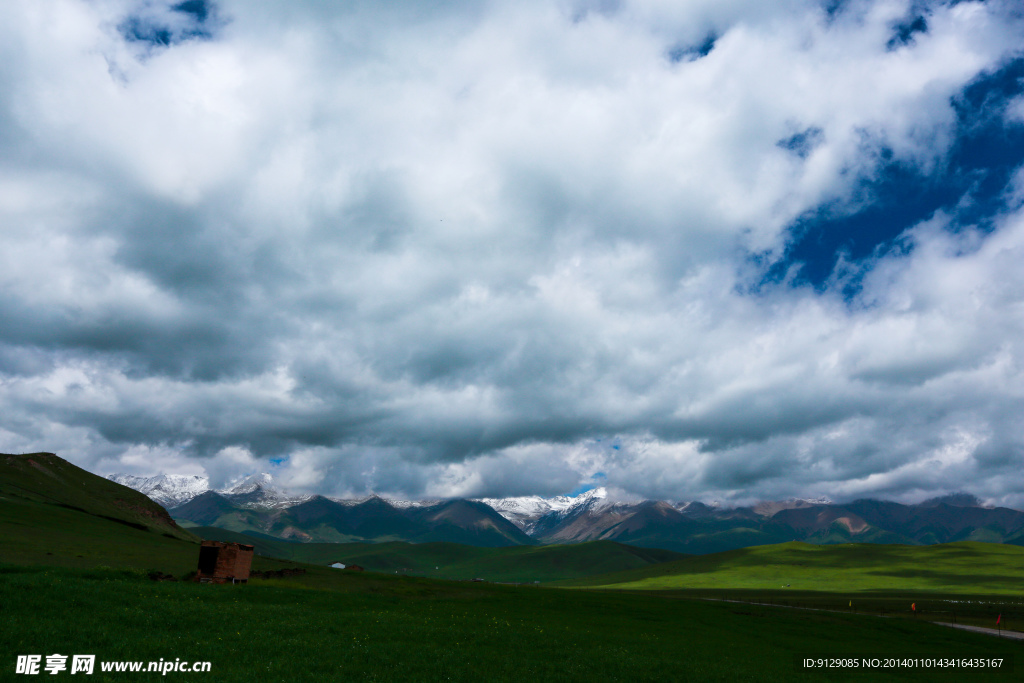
(2, 0, 1024, 507)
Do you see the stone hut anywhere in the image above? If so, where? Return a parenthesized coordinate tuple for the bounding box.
(195, 540, 254, 584)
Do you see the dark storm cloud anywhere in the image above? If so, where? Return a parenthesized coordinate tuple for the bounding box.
(2, 0, 1024, 506)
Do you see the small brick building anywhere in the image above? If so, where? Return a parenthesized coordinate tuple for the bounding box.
(195, 540, 254, 584)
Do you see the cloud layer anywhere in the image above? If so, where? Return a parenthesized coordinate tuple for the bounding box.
(2, 0, 1024, 505)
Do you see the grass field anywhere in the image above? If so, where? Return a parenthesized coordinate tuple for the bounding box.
(2, 562, 1021, 682)
(556, 541, 1024, 594)
(551, 540, 1024, 636)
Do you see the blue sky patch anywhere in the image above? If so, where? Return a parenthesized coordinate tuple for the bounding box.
(119, 0, 218, 48)
(668, 33, 717, 64)
(777, 127, 825, 160)
(568, 472, 606, 496)
(760, 57, 1024, 294)
(887, 15, 928, 51)
(120, 18, 173, 47)
(172, 1, 210, 23)
(822, 0, 851, 21)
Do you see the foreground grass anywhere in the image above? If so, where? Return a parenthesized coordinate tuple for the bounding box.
(615, 588, 1024, 636)
(2, 564, 1021, 682)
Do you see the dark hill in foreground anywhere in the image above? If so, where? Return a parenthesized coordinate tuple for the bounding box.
(0, 452, 197, 542)
(0, 452, 204, 572)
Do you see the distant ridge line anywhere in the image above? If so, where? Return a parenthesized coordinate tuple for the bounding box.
(97, 467, 1024, 554)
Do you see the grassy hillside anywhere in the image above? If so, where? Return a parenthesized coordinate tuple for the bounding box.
(555, 541, 1024, 595)
(0, 494, 199, 572)
(0, 452, 197, 542)
(3, 563, 1020, 682)
(191, 526, 685, 582)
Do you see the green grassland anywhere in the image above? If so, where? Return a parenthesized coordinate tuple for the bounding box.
(4, 495, 1023, 681)
(552, 540, 1024, 636)
(555, 541, 1024, 594)
(2, 562, 1021, 682)
(191, 526, 685, 582)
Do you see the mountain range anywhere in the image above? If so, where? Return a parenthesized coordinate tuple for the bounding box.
(110, 472, 1024, 553)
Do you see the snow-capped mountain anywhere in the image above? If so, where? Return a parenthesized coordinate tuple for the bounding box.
(380, 497, 440, 509)
(222, 472, 274, 495)
(477, 488, 609, 534)
(107, 473, 210, 509)
(110, 470, 444, 512)
(108, 471, 311, 510)
(219, 472, 314, 509)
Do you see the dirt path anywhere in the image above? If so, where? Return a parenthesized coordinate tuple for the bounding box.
(937, 623, 1024, 641)
(705, 598, 1024, 640)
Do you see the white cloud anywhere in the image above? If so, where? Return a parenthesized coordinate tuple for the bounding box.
(1, 0, 1023, 503)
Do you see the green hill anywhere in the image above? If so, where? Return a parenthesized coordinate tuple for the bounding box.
(0, 452, 205, 572)
(0, 452, 197, 541)
(555, 540, 1024, 594)
(191, 526, 686, 582)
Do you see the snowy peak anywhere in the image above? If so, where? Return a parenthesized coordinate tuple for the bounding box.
(379, 497, 439, 509)
(223, 472, 275, 495)
(475, 487, 609, 533)
(107, 473, 210, 509)
(109, 471, 311, 510)
(219, 472, 312, 509)
(479, 487, 608, 515)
